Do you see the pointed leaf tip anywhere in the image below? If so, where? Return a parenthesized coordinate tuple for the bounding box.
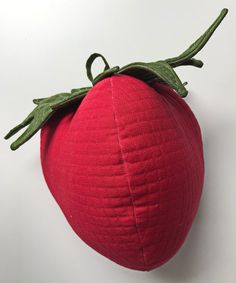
(10, 143, 18, 151)
(222, 8, 228, 14)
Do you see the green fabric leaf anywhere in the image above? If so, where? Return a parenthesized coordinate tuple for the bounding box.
(166, 8, 228, 67)
(93, 66, 120, 85)
(5, 87, 91, 150)
(119, 61, 188, 97)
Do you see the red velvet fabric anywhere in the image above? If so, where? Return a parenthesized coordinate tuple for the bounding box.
(40, 75, 204, 271)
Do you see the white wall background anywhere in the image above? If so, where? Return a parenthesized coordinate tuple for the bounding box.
(1, 1, 235, 282)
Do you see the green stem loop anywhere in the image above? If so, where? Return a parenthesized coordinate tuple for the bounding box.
(86, 53, 110, 84)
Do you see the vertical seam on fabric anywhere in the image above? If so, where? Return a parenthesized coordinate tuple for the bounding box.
(110, 77, 148, 269)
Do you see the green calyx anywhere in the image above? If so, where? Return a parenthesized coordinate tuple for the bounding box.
(5, 8, 228, 150)
(5, 88, 91, 150)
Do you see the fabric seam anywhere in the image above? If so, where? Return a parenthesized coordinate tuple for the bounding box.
(110, 77, 148, 269)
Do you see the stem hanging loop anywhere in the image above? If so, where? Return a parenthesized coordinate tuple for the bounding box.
(86, 53, 110, 84)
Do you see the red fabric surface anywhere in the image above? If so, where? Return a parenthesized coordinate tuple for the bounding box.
(40, 75, 204, 271)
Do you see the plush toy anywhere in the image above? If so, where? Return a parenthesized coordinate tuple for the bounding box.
(5, 9, 228, 271)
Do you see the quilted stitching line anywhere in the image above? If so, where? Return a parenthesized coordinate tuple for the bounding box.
(115, 82, 173, 245)
(68, 87, 134, 267)
(160, 94, 194, 257)
(110, 77, 148, 269)
(115, 81, 159, 242)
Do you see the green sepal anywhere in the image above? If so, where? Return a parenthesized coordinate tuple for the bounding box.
(5, 87, 91, 150)
(166, 8, 228, 67)
(118, 61, 188, 97)
(93, 66, 120, 85)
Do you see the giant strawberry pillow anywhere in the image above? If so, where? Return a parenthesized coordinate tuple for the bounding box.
(5, 9, 228, 271)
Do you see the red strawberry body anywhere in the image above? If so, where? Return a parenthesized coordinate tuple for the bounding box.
(40, 74, 204, 271)
(5, 8, 227, 272)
